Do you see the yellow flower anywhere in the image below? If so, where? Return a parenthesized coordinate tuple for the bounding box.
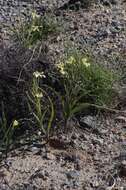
(67, 56, 76, 64)
(32, 12, 40, 20)
(57, 63, 65, 75)
(33, 71, 46, 78)
(82, 57, 90, 67)
(32, 26, 40, 32)
(13, 120, 19, 128)
(35, 92, 43, 98)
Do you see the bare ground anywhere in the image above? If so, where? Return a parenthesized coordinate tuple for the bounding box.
(0, 0, 126, 189)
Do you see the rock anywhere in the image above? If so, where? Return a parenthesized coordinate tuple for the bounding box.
(92, 137, 104, 146)
(99, 129, 109, 135)
(93, 155, 101, 162)
(71, 133, 79, 140)
(0, 152, 2, 157)
(63, 152, 79, 163)
(79, 133, 88, 141)
(91, 180, 99, 188)
(73, 180, 80, 188)
(118, 87, 126, 104)
(79, 115, 97, 129)
(30, 146, 41, 155)
(66, 170, 79, 180)
(120, 142, 126, 161)
(30, 169, 49, 180)
(46, 153, 56, 160)
(4, 159, 13, 168)
(110, 0, 118, 4)
(111, 21, 121, 30)
(61, 181, 71, 189)
(101, 0, 111, 6)
(49, 186, 57, 190)
(58, 0, 93, 10)
(101, 0, 118, 6)
(115, 116, 126, 122)
(119, 160, 126, 177)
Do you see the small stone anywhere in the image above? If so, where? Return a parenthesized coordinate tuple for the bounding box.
(119, 160, 126, 177)
(80, 134, 89, 142)
(30, 170, 48, 180)
(0, 152, 2, 157)
(71, 133, 79, 140)
(92, 137, 104, 146)
(101, 0, 111, 6)
(66, 170, 79, 180)
(93, 155, 101, 162)
(91, 180, 99, 187)
(110, 0, 118, 4)
(115, 116, 126, 122)
(49, 183, 57, 190)
(100, 129, 108, 135)
(46, 153, 55, 160)
(75, 162, 81, 171)
(56, 36, 61, 42)
(61, 181, 70, 188)
(73, 180, 80, 188)
(30, 147, 40, 155)
(79, 115, 97, 129)
(118, 87, 126, 104)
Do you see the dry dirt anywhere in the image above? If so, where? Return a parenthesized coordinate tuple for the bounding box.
(0, 0, 126, 189)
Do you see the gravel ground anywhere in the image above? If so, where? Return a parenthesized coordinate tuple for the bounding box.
(0, 0, 126, 189)
(0, 1, 125, 64)
(0, 114, 126, 190)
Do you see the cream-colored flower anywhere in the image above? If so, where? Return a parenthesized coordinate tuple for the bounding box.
(60, 68, 65, 75)
(33, 71, 46, 78)
(35, 92, 43, 98)
(82, 57, 90, 67)
(38, 131, 41, 135)
(67, 56, 76, 64)
(32, 25, 39, 32)
(13, 120, 19, 128)
(32, 12, 40, 20)
(57, 63, 65, 75)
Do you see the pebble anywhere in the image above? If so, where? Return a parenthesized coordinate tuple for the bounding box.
(30, 147, 40, 155)
(66, 170, 79, 180)
(91, 180, 99, 188)
(46, 152, 56, 160)
(0, 151, 2, 157)
(119, 160, 126, 177)
(92, 137, 104, 146)
(79, 115, 97, 129)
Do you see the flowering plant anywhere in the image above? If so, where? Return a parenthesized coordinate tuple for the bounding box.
(27, 71, 54, 138)
(57, 52, 115, 124)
